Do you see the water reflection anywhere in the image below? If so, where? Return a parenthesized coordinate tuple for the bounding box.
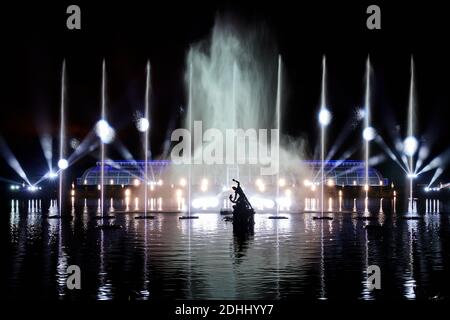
(3, 196, 450, 300)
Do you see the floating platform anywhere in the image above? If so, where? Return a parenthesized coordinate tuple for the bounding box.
(93, 215, 115, 220)
(268, 216, 289, 219)
(312, 216, 334, 220)
(135, 216, 155, 220)
(46, 215, 73, 220)
(113, 210, 182, 214)
(400, 216, 423, 220)
(96, 224, 122, 230)
(353, 216, 379, 221)
(304, 210, 355, 214)
(220, 208, 233, 215)
(179, 216, 199, 220)
(364, 224, 384, 230)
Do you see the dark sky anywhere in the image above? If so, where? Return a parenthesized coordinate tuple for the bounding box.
(0, 1, 449, 187)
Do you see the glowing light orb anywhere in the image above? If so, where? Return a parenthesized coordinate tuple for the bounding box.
(95, 120, 115, 144)
(136, 117, 150, 132)
(179, 178, 187, 187)
(278, 178, 286, 187)
(58, 159, 69, 170)
(356, 108, 366, 121)
(403, 136, 418, 157)
(362, 127, 376, 141)
(70, 138, 80, 150)
(407, 173, 418, 179)
(318, 108, 331, 126)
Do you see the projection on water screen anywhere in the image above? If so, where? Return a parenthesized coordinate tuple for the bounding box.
(1, 2, 450, 310)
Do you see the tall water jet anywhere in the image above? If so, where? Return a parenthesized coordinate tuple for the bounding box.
(405, 57, 418, 215)
(316, 56, 332, 219)
(144, 61, 151, 217)
(101, 60, 106, 217)
(275, 54, 282, 216)
(58, 60, 66, 215)
(188, 61, 193, 217)
(362, 57, 372, 214)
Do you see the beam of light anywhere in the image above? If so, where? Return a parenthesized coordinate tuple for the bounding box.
(67, 130, 98, 165)
(39, 133, 53, 171)
(374, 135, 409, 174)
(113, 140, 135, 161)
(324, 146, 358, 178)
(427, 168, 444, 188)
(325, 113, 359, 162)
(0, 136, 31, 186)
(416, 148, 450, 175)
(0, 176, 23, 185)
(368, 153, 386, 167)
(415, 144, 430, 173)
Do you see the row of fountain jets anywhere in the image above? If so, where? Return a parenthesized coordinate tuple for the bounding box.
(52, 55, 421, 218)
(11, 198, 442, 215)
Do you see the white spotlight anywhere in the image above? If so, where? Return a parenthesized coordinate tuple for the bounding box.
(362, 127, 376, 141)
(136, 117, 150, 132)
(407, 173, 418, 179)
(403, 136, 418, 157)
(318, 108, 331, 127)
(58, 159, 69, 170)
(48, 171, 58, 179)
(95, 119, 115, 144)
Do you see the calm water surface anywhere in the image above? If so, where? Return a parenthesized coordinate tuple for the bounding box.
(3, 197, 450, 301)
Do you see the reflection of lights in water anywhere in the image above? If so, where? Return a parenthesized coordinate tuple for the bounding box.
(353, 198, 357, 212)
(97, 184, 101, 190)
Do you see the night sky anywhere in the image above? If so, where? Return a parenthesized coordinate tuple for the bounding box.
(1, 1, 450, 187)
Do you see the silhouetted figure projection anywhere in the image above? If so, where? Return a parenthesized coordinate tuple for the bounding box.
(229, 179, 254, 231)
